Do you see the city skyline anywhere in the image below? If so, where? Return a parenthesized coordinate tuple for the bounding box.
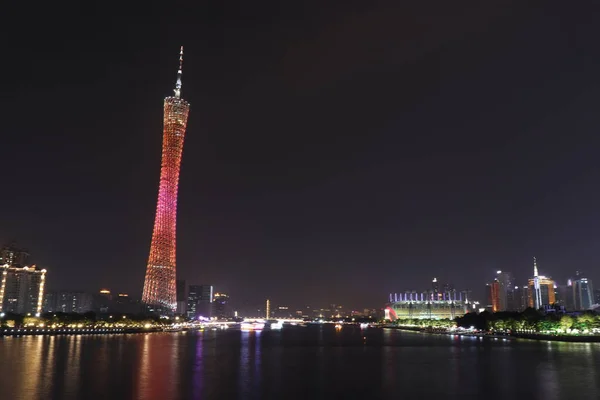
(3, 2, 600, 310)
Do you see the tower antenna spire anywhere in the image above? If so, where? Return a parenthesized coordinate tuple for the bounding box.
(174, 46, 183, 98)
(533, 256, 538, 277)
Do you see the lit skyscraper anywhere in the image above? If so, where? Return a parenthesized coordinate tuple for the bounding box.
(527, 257, 555, 309)
(142, 47, 191, 313)
(187, 284, 213, 319)
(572, 271, 594, 310)
(0, 265, 46, 316)
(485, 270, 514, 312)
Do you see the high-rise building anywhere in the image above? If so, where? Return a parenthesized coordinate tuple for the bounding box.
(212, 292, 231, 319)
(0, 265, 46, 315)
(505, 286, 519, 311)
(0, 242, 29, 267)
(42, 291, 56, 313)
(496, 270, 513, 311)
(485, 271, 513, 312)
(515, 286, 529, 311)
(555, 282, 575, 310)
(572, 272, 594, 310)
(265, 299, 270, 319)
(142, 47, 191, 313)
(527, 258, 555, 309)
(43, 291, 93, 313)
(594, 288, 600, 305)
(176, 280, 187, 315)
(94, 289, 112, 313)
(187, 285, 213, 319)
(113, 293, 142, 314)
(486, 280, 501, 312)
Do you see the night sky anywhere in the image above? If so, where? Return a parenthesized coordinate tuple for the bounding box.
(3, 1, 600, 312)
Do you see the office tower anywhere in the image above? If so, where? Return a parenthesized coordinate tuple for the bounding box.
(176, 280, 187, 315)
(94, 289, 112, 313)
(113, 293, 142, 314)
(555, 283, 575, 310)
(187, 285, 213, 319)
(0, 265, 46, 316)
(486, 280, 501, 312)
(484, 271, 513, 312)
(43, 291, 93, 313)
(527, 258, 555, 308)
(212, 292, 231, 319)
(514, 286, 529, 311)
(42, 291, 56, 313)
(496, 270, 513, 311)
(0, 242, 29, 267)
(142, 47, 191, 313)
(505, 286, 518, 311)
(572, 272, 594, 310)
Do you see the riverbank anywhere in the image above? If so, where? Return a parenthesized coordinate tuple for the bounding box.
(0, 327, 164, 336)
(512, 332, 600, 343)
(384, 325, 600, 343)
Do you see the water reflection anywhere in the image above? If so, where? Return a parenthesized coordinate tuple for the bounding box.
(135, 333, 180, 400)
(20, 336, 44, 399)
(239, 331, 262, 397)
(64, 335, 82, 397)
(192, 332, 203, 398)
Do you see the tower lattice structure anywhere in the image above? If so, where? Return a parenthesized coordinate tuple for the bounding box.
(142, 47, 190, 312)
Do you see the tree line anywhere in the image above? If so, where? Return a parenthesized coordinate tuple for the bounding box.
(394, 308, 600, 334)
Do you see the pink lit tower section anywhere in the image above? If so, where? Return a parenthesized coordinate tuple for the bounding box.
(142, 47, 190, 312)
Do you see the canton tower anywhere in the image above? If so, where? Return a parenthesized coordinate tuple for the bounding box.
(142, 47, 190, 312)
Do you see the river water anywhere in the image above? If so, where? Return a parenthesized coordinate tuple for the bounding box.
(0, 325, 598, 399)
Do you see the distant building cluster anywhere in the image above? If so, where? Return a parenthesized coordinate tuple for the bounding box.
(484, 258, 597, 313)
(42, 289, 141, 315)
(0, 242, 147, 318)
(176, 280, 237, 320)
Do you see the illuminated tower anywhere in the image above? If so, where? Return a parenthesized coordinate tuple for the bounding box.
(527, 257, 555, 309)
(533, 257, 541, 308)
(142, 47, 190, 312)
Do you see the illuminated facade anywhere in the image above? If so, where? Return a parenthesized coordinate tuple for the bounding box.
(386, 290, 468, 320)
(572, 273, 594, 310)
(0, 264, 46, 316)
(527, 258, 555, 309)
(485, 270, 514, 312)
(142, 47, 190, 312)
(486, 280, 501, 312)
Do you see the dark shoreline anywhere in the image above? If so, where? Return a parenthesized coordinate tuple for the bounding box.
(511, 332, 600, 343)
